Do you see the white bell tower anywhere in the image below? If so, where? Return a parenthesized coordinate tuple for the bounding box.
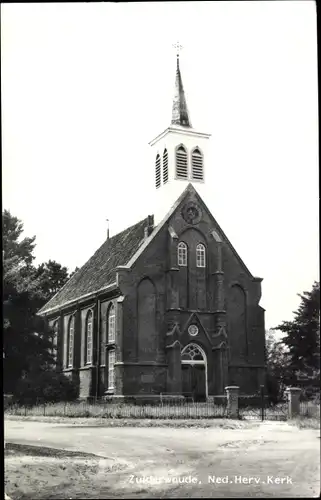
(149, 43, 211, 225)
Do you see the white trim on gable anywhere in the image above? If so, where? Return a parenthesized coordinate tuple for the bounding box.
(168, 225, 178, 239)
(123, 185, 195, 269)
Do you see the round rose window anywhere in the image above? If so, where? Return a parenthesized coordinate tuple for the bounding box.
(188, 324, 199, 336)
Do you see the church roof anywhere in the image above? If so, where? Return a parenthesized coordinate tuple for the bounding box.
(171, 54, 192, 128)
(38, 217, 150, 315)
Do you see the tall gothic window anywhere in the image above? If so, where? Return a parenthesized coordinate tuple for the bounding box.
(191, 148, 204, 181)
(196, 243, 206, 268)
(108, 349, 116, 390)
(50, 320, 59, 359)
(67, 316, 74, 368)
(176, 145, 188, 179)
(178, 241, 188, 266)
(107, 304, 116, 343)
(85, 310, 93, 365)
(52, 320, 59, 358)
(155, 154, 161, 188)
(163, 149, 168, 184)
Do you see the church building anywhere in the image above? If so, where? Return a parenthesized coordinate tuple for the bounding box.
(38, 48, 266, 402)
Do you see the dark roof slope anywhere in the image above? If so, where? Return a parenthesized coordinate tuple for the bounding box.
(38, 217, 149, 314)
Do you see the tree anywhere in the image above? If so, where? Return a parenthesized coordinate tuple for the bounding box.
(3, 210, 37, 295)
(69, 266, 79, 279)
(273, 281, 320, 396)
(3, 210, 74, 395)
(265, 330, 291, 403)
(3, 211, 48, 390)
(3, 209, 36, 268)
(14, 371, 78, 406)
(34, 260, 69, 304)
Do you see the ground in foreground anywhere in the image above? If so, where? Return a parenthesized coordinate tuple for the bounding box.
(5, 419, 320, 499)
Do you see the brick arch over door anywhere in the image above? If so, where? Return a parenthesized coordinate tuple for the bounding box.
(178, 228, 208, 310)
(227, 284, 247, 363)
(137, 278, 158, 362)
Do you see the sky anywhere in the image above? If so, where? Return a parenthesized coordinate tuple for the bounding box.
(1, 1, 318, 331)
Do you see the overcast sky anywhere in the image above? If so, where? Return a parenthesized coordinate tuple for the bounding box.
(2, 1, 318, 331)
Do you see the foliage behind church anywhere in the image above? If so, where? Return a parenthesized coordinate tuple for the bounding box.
(267, 281, 320, 402)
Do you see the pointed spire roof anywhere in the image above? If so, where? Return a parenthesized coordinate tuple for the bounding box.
(171, 48, 192, 128)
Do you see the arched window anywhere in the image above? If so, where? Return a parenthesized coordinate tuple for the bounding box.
(67, 316, 74, 368)
(85, 310, 93, 365)
(52, 320, 59, 357)
(196, 243, 206, 268)
(177, 241, 188, 266)
(176, 145, 188, 179)
(181, 343, 206, 362)
(108, 349, 116, 390)
(155, 154, 161, 189)
(107, 304, 116, 343)
(163, 149, 168, 184)
(191, 148, 204, 181)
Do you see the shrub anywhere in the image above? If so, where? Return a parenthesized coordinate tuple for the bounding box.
(13, 371, 78, 406)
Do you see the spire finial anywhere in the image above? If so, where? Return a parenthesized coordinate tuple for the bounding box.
(172, 41, 183, 58)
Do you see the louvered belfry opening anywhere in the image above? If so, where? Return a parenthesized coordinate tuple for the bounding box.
(191, 148, 203, 181)
(163, 149, 169, 184)
(155, 154, 161, 188)
(176, 145, 188, 179)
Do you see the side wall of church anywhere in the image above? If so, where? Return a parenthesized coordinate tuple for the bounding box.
(46, 291, 121, 400)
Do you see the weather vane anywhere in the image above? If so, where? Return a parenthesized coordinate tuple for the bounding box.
(172, 41, 183, 57)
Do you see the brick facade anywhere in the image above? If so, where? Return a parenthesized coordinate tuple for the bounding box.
(45, 185, 266, 400)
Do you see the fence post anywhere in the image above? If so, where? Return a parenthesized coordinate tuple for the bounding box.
(225, 386, 239, 419)
(260, 385, 265, 422)
(286, 387, 301, 419)
(43, 404, 46, 416)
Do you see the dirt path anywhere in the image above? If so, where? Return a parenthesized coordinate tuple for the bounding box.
(5, 420, 320, 498)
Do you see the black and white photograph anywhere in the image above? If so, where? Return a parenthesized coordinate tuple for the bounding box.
(2, 1, 319, 498)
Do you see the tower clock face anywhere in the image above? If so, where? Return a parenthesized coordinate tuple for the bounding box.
(188, 324, 199, 336)
(181, 202, 202, 225)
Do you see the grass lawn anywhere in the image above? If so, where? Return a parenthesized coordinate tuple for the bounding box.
(4, 414, 261, 428)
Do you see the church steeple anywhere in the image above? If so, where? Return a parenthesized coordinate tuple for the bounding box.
(171, 43, 191, 128)
(149, 43, 211, 225)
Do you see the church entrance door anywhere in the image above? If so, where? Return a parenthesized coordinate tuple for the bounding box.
(181, 344, 207, 401)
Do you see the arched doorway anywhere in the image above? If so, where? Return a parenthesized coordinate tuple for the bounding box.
(181, 343, 207, 401)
